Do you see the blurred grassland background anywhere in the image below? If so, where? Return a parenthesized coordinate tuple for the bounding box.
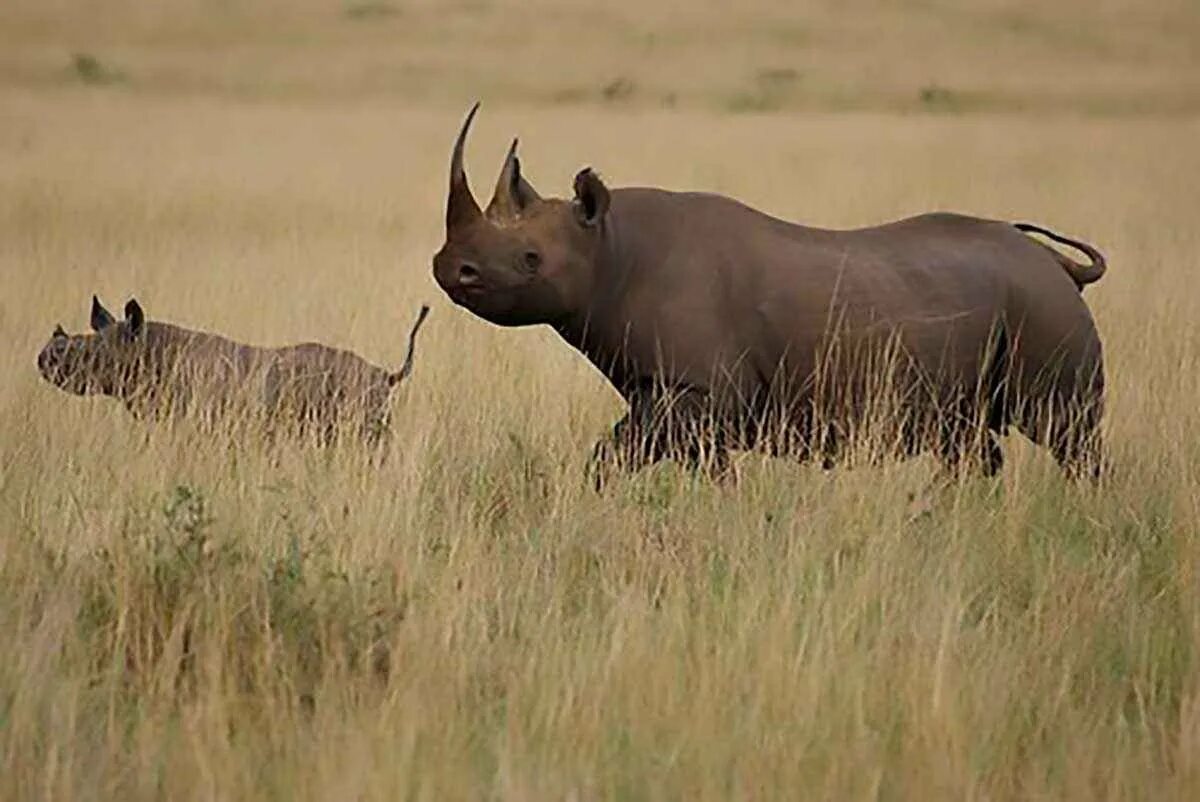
(2, 0, 1200, 799)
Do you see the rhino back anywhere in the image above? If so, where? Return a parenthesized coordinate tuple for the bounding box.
(265, 344, 391, 423)
(140, 323, 270, 415)
(582, 192, 1100, 412)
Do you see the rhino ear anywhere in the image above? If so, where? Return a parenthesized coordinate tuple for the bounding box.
(572, 168, 610, 228)
(124, 298, 145, 339)
(91, 295, 116, 331)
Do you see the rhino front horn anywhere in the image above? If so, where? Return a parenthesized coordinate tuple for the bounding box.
(446, 101, 483, 231)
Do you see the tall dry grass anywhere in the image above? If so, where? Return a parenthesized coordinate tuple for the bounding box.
(2, 1, 1200, 799)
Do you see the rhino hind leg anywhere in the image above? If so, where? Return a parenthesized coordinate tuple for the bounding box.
(1005, 391, 1103, 482)
(1008, 359, 1105, 481)
(1048, 407, 1105, 482)
(362, 424, 393, 467)
(983, 432, 1004, 476)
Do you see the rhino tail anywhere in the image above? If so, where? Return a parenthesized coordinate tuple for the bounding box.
(1013, 222, 1107, 289)
(388, 304, 431, 387)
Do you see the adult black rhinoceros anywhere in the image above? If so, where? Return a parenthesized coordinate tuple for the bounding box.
(432, 104, 1106, 486)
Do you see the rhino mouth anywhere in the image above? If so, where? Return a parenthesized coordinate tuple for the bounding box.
(39, 361, 88, 395)
(37, 349, 68, 385)
(453, 282, 487, 296)
(447, 285, 486, 306)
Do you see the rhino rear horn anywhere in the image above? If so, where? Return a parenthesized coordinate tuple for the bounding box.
(487, 138, 542, 220)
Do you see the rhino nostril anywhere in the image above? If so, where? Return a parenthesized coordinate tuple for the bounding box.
(458, 264, 481, 286)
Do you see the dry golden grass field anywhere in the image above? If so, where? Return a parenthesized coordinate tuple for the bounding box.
(2, 1, 1200, 799)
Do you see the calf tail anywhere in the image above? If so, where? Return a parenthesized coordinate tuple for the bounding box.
(388, 304, 431, 387)
(1014, 222, 1107, 289)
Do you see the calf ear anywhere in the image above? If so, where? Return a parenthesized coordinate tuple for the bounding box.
(53, 324, 67, 338)
(91, 295, 116, 331)
(572, 168, 610, 228)
(124, 298, 145, 338)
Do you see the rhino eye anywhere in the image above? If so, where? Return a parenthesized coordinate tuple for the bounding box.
(523, 250, 542, 271)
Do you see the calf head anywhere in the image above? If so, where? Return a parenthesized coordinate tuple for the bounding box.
(38, 295, 150, 397)
(432, 103, 611, 327)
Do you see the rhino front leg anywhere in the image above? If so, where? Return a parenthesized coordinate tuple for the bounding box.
(936, 422, 1005, 478)
(587, 386, 731, 491)
(587, 419, 631, 492)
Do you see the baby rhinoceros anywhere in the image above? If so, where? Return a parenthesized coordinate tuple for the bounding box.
(37, 294, 430, 448)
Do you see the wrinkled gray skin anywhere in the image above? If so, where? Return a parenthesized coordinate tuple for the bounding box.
(37, 296, 429, 447)
(432, 104, 1106, 486)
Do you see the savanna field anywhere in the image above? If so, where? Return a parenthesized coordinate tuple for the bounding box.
(2, 1, 1200, 798)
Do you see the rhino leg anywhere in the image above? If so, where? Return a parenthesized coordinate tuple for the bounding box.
(588, 385, 731, 490)
(761, 403, 840, 469)
(1009, 380, 1104, 482)
(1048, 407, 1104, 481)
(361, 424, 392, 466)
(933, 331, 1011, 477)
(937, 424, 1004, 477)
(934, 322, 1009, 478)
(983, 432, 1004, 476)
(262, 369, 285, 443)
(359, 401, 393, 456)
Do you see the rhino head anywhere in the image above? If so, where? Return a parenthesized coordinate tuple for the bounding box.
(37, 295, 151, 397)
(432, 103, 611, 327)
